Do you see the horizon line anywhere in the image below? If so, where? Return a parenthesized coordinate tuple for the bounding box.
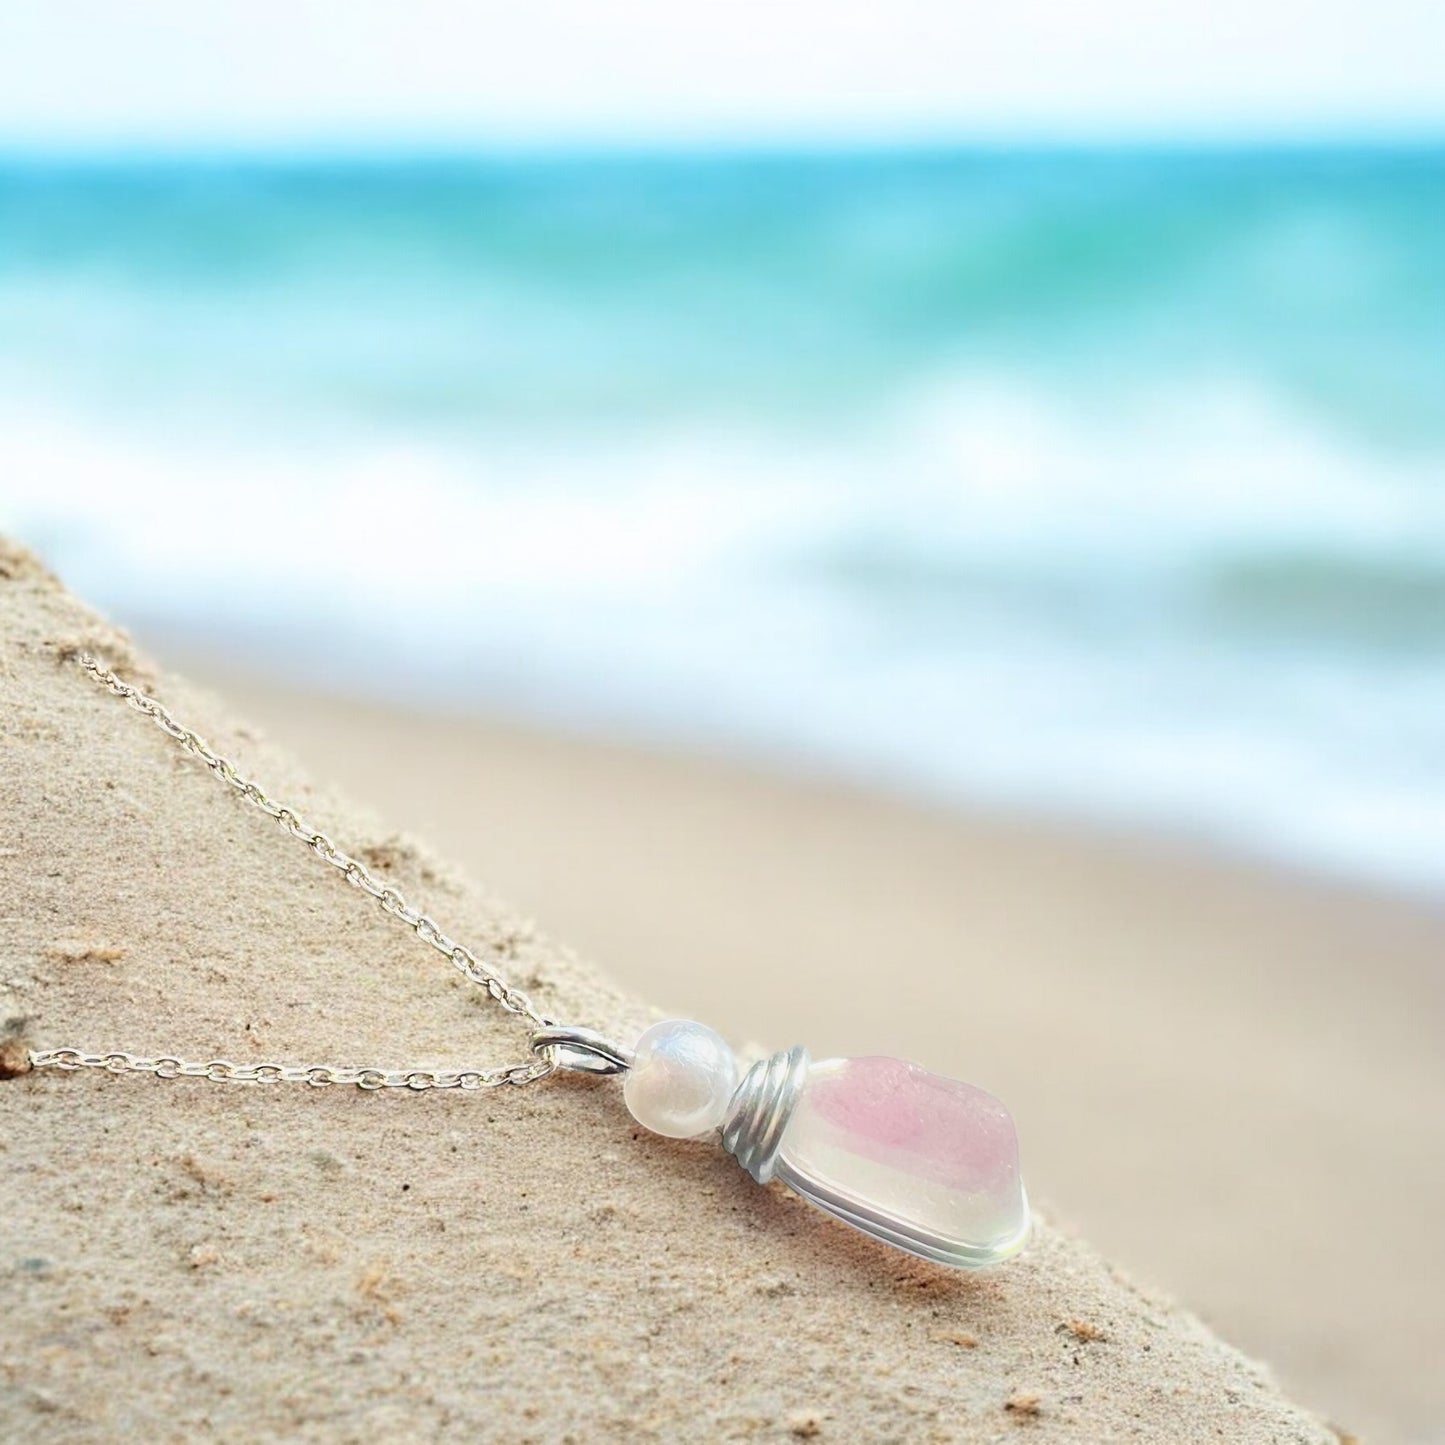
(2, 125, 1444, 166)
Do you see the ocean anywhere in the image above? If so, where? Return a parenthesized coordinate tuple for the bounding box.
(3, 147, 1443, 891)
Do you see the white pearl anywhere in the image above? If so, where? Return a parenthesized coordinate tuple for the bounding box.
(624, 1019, 739, 1139)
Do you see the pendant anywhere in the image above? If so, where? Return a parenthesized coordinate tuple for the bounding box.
(537, 1019, 1029, 1269)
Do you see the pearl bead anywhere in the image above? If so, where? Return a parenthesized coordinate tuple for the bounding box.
(624, 1019, 739, 1139)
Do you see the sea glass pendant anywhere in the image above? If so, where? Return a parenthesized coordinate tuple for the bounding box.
(721, 1044, 1029, 1268)
(606, 1018, 1029, 1268)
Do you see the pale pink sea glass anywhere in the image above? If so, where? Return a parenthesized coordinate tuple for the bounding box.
(774, 1056, 1029, 1267)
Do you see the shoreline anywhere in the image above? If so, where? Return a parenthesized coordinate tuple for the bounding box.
(177, 652, 1445, 1443)
(160, 629, 1445, 914)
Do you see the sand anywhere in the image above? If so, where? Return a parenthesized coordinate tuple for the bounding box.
(0, 533, 1419, 1441)
(190, 674, 1445, 1445)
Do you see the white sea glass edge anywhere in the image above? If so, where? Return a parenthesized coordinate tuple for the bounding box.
(774, 1160, 1032, 1269)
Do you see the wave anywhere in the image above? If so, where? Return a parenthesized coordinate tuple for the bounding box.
(5, 363, 1445, 895)
(3, 148, 1443, 441)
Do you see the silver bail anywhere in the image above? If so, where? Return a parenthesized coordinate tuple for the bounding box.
(530, 1024, 636, 1076)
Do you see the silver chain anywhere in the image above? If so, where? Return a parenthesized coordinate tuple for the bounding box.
(25, 654, 558, 1091)
(26, 1048, 546, 1090)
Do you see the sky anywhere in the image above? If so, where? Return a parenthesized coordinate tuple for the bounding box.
(1, 0, 1443, 149)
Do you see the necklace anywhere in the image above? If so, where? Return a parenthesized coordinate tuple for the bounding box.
(27, 654, 1030, 1270)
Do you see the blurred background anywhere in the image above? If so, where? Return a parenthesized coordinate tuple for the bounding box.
(2, 3, 1443, 1441)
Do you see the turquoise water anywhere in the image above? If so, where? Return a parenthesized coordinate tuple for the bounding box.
(3, 149, 1444, 887)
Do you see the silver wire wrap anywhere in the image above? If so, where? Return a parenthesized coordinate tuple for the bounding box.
(721, 1044, 810, 1183)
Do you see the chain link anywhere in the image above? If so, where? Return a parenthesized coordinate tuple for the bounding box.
(29, 653, 560, 1090)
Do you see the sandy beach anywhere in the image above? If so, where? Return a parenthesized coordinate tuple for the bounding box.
(0, 540, 1375, 1444)
(177, 660, 1445, 1444)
